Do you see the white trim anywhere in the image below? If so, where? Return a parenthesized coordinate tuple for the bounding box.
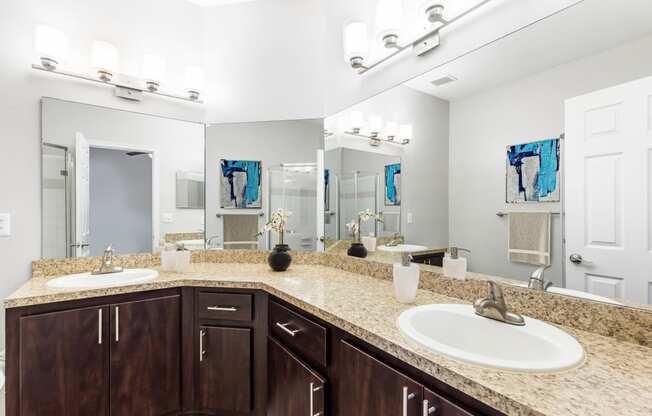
(87, 139, 160, 250)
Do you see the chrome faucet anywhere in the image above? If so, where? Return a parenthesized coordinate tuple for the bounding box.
(473, 281, 525, 326)
(92, 245, 124, 275)
(528, 266, 553, 291)
(386, 233, 404, 247)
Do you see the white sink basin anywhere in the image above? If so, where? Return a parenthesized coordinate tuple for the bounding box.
(46, 268, 158, 289)
(378, 244, 428, 253)
(513, 282, 622, 305)
(398, 304, 584, 373)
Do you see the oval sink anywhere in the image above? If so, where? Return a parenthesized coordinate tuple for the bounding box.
(46, 268, 158, 289)
(378, 244, 428, 253)
(398, 304, 584, 373)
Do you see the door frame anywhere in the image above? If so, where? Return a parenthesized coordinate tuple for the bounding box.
(87, 139, 160, 251)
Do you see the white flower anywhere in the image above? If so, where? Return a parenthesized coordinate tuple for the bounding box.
(345, 220, 359, 237)
(257, 208, 292, 237)
(358, 208, 382, 222)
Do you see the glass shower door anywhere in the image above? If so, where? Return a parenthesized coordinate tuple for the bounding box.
(268, 165, 318, 251)
(338, 171, 378, 240)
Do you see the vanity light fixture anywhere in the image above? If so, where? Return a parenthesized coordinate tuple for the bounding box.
(31, 25, 204, 103)
(343, 111, 412, 146)
(345, 0, 493, 75)
(34, 25, 68, 70)
(349, 110, 365, 134)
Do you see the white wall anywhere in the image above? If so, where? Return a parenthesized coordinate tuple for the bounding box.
(0, 0, 205, 349)
(322, 0, 581, 115)
(449, 33, 652, 284)
(327, 86, 449, 248)
(205, 119, 323, 247)
(202, 0, 326, 122)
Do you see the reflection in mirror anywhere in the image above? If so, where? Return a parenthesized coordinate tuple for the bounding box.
(325, 1, 652, 308)
(204, 120, 323, 251)
(41, 98, 205, 258)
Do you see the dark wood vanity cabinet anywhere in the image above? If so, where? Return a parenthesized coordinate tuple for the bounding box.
(267, 337, 326, 416)
(18, 305, 110, 416)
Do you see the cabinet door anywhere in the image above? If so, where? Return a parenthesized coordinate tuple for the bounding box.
(424, 387, 475, 416)
(337, 340, 422, 416)
(19, 306, 109, 416)
(198, 326, 252, 413)
(110, 295, 181, 415)
(267, 337, 326, 416)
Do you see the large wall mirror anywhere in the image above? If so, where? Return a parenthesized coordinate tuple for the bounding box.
(323, 0, 652, 309)
(41, 98, 205, 258)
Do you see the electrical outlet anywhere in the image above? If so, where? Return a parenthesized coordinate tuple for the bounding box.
(0, 213, 11, 237)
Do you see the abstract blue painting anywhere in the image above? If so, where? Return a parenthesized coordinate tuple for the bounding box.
(220, 159, 262, 208)
(506, 139, 560, 203)
(385, 163, 401, 206)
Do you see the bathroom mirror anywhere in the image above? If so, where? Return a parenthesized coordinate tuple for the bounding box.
(41, 98, 205, 258)
(204, 119, 324, 251)
(324, 0, 652, 309)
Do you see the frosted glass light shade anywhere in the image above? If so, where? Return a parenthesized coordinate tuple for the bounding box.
(184, 65, 205, 91)
(400, 124, 413, 139)
(343, 21, 368, 61)
(385, 121, 399, 137)
(349, 110, 364, 130)
(142, 54, 166, 84)
(376, 0, 403, 38)
(91, 41, 119, 74)
(369, 115, 383, 133)
(35, 25, 68, 67)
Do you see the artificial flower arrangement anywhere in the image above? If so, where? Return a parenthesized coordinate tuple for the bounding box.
(347, 208, 383, 258)
(258, 208, 293, 271)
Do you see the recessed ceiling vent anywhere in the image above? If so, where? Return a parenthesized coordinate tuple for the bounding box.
(430, 75, 458, 87)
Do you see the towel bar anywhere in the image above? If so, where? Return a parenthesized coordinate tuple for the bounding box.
(496, 211, 561, 218)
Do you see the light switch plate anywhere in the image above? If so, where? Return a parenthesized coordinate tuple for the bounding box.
(162, 213, 174, 223)
(407, 212, 414, 224)
(0, 213, 11, 237)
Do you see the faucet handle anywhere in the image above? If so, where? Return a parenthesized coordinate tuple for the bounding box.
(104, 244, 114, 254)
(531, 265, 550, 280)
(486, 281, 506, 307)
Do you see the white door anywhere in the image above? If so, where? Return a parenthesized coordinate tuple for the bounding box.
(565, 75, 652, 304)
(74, 132, 91, 257)
(316, 149, 325, 252)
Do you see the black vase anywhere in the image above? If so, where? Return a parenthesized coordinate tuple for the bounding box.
(347, 242, 368, 258)
(268, 244, 292, 272)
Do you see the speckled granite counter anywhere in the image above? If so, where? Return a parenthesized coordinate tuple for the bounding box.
(6, 262, 652, 416)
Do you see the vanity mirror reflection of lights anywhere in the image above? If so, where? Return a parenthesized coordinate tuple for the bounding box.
(325, 0, 652, 310)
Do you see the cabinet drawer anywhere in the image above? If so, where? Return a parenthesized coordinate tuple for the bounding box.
(269, 301, 327, 367)
(198, 292, 253, 321)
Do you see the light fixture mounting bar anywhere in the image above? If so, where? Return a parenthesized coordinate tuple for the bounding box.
(345, 131, 409, 146)
(357, 0, 494, 75)
(31, 64, 204, 104)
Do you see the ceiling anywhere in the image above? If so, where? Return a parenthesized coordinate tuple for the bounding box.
(185, 0, 257, 7)
(404, 0, 652, 101)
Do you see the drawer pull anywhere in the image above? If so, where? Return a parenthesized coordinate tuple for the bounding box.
(310, 382, 323, 416)
(199, 329, 206, 362)
(98, 309, 102, 345)
(276, 322, 301, 337)
(403, 387, 416, 416)
(423, 399, 437, 415)
(115, 306, 119, 342)
(206, 305, 239, 312)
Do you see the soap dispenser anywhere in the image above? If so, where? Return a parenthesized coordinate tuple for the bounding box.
(443, 247, 470, 280)
(393, 252, 420, 303)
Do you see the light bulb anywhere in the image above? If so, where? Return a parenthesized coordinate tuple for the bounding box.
(400, 124, 413, 143)
(34, 25, 68, 69)
(91, 41, 119, 81)
(369, 115, 383, 134)
(349, 111, 364, 132)
(142, 54, 166, 91)
(376, 0, 402, 48)
(184, 65, 205, 100)
(343, 21, 368, 68)
(385, 121, 399, 138)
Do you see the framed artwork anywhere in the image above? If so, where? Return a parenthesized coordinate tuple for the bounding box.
(384, 163, 401, 206)
(220, 159, 262, 208)
(506, 138, 560, 203)
(324, 168, 330, 211)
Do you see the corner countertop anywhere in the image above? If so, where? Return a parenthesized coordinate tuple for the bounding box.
(5, 263, 652, 416)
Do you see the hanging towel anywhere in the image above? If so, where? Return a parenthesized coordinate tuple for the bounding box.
(381, 211, 401, 234)
(222, 214, 260, 250)
(508, 212, 551, 266)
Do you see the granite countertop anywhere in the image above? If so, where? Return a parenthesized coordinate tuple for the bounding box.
(5, 263, 652, 416)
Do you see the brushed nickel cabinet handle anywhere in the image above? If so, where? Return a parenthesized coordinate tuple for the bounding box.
(114, 306, 119, 342)
(403, 386, 416, 416)
(275, 322, 301, 337)
(310, 382, 323, 416)
(98, 309, 102, 345)
(423, 399, 437, 415)
(199, 329, 206, 362)
(206, 306, 238, 312)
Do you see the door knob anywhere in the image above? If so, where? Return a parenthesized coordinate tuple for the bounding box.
(569, 253, 592, 264)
